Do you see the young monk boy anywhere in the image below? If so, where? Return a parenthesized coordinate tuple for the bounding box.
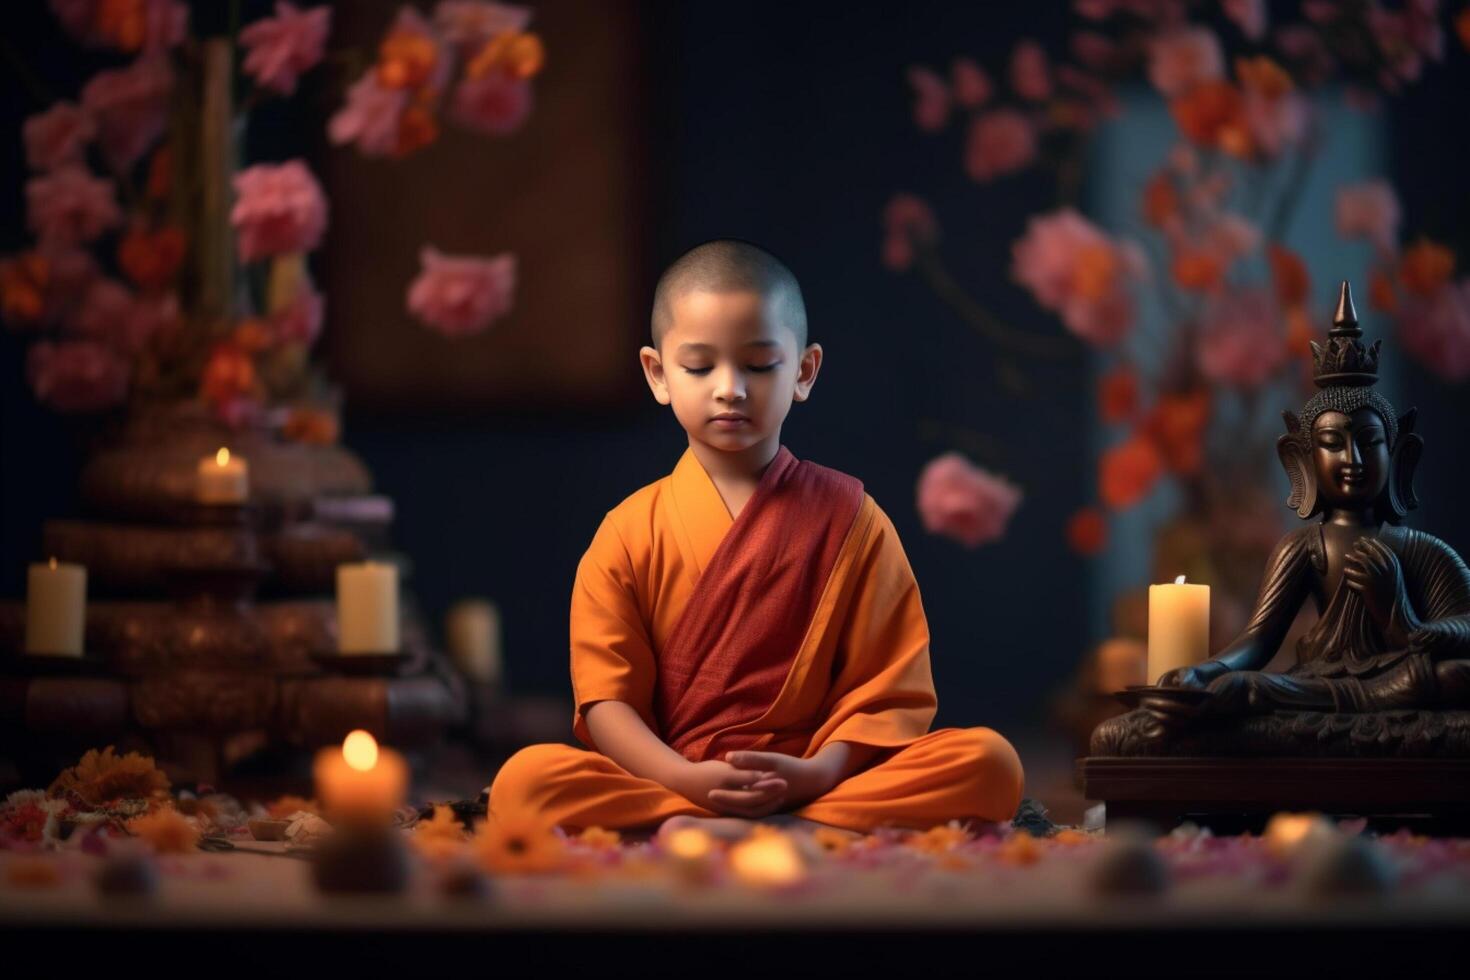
(489, 240, 1024, 841)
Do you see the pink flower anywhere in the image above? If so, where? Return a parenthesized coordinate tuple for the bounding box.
(25, 166, 121, 246)
(433, 0, 531, 53)
(907, 67, 949, 132)
(1202, 212, 1260, 263)
(31, 246, 99, 324)
(1010, 41, 1052, 101)
(964, 109, 1038, 182)
(1221, 0, 1267, 41)
(1072, 32, 1119, 71)
(916, 453, 1022, 549)
(407, 246, 516, 337)
(950, 58, 992, 108)
(450, 72, 532, 134)
(1147, 28, 1224, 97)
(1335, 181, 1401, 252)
(1397, 280, 1470, 381)
(23, 102, 95, 172)
(272, 287, 325, 346)
(1196, 288, 1288, 388)
(1074, 0, 1119, 18)
(881, 193, 939, 272)
(1011, 209, 1147, 346)
(328, 72, 410, 157)
(49, 0, 187, 54)
(66, 278, 177, 354)
(1243, 89, 1308, 158)
(240, 2, 332, 96)
(26, 339, 130, 413)
(230, 161, 328, 261)
(80, 57, 173, 168)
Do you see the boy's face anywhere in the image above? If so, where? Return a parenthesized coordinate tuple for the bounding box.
(640, 289, 821, 456)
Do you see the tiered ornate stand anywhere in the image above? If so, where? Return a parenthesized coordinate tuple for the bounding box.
(0, 402, 464, 791)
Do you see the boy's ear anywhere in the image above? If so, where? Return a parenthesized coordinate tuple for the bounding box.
(639, 346, 671, 405)
(792, 343, 822, 402)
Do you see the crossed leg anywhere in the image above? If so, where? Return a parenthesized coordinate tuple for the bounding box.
(488, 726, 1024, 837)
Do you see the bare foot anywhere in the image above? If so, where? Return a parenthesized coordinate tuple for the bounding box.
(760, 815, 863, 840)
(656, 814, 758, 843)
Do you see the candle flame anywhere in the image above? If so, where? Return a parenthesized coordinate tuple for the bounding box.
(48, 557, 57, 570)
(216, 447, 231, 466)
(1175, 575, 1186, 585)
(342, 729, 379, 771)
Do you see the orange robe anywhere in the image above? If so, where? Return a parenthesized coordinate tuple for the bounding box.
(489, 445, 1024, 833)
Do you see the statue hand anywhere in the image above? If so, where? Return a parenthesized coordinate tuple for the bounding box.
(1344, 538, 1405, 630)
(1156, 663, 1220, 690)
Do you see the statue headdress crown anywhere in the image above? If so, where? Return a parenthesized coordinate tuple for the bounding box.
(1309, 281, 1380, 386)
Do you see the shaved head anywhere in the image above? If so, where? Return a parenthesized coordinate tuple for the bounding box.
(651, 239, 807, 351)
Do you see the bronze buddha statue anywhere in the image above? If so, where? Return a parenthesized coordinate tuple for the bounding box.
(1094, 282, 1470, 755)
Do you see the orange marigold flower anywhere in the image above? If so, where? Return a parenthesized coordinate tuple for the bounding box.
(118, 225, 186, 292)
(1052, 829, 1094, 846)
(1098, 365, 1139, 424)
(1100, 433, 1166, 509)
(1141, 171, 1179, 228)
(378, 31, 439, 91)
(1369, 266, 1398, 313)
(1397, 239, 1455, 297)
(282, 407, 340, 446)
(1458, 7, 1470, 52)
(1066, 507, 1108, 557)
(996, 832, 1042, 866)
(200, 344, 257, 404)
(127, 806, 200, 854)
(146, 146, 173, 200)
(1285, 306, 1316, 359)
(469, 32, 545, 81)
(1070, 242, 1121, 302)
(49, 746, 169, 807)
(96, 0, 148, 52)
(1142, 390, 1211, 476)
(395, 104, 440, 157)
(1169, 81, 1246, 151)
(1235, 55, 1293, 99)
(1170, 249, 1225, 293)
(906, 822, 971, 854)
(1, 252, 50, 325)
(1267, 244, 1310, 308)
(474, 810, 566, 874)
(576, 826, 622, 851)
(232, 318, 275, 355)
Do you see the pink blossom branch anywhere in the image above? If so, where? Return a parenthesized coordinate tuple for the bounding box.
(911, 245, 1081, 359)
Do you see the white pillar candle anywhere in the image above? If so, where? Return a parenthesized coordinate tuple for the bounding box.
(25, 558, 86, 657)
(445, 598, 502, 683)
(197, 447, 249, 503)
(336, 561, 400, 653)
(1148, 575, 1210, 684)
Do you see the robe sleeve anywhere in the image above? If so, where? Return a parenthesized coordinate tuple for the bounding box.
(568, 514, 659, 752)
(805, 499, 938, 756)
(1400, 530, 1470, 661)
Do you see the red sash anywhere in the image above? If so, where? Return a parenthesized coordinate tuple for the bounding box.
(654, 446, 864, 762)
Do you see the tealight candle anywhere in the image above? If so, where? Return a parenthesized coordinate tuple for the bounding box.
(24, 558, 86, 657)
(446, 598, 502, 683)
(197, 447, 249, 503)
(336, 561, 400, 653)
(1263, 811, 1335, 860)
(663, 826, 717, 884)
(313, 729, 408, 826)
(1148, 575, 1210, 684)
(729, 831, 806, 888)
